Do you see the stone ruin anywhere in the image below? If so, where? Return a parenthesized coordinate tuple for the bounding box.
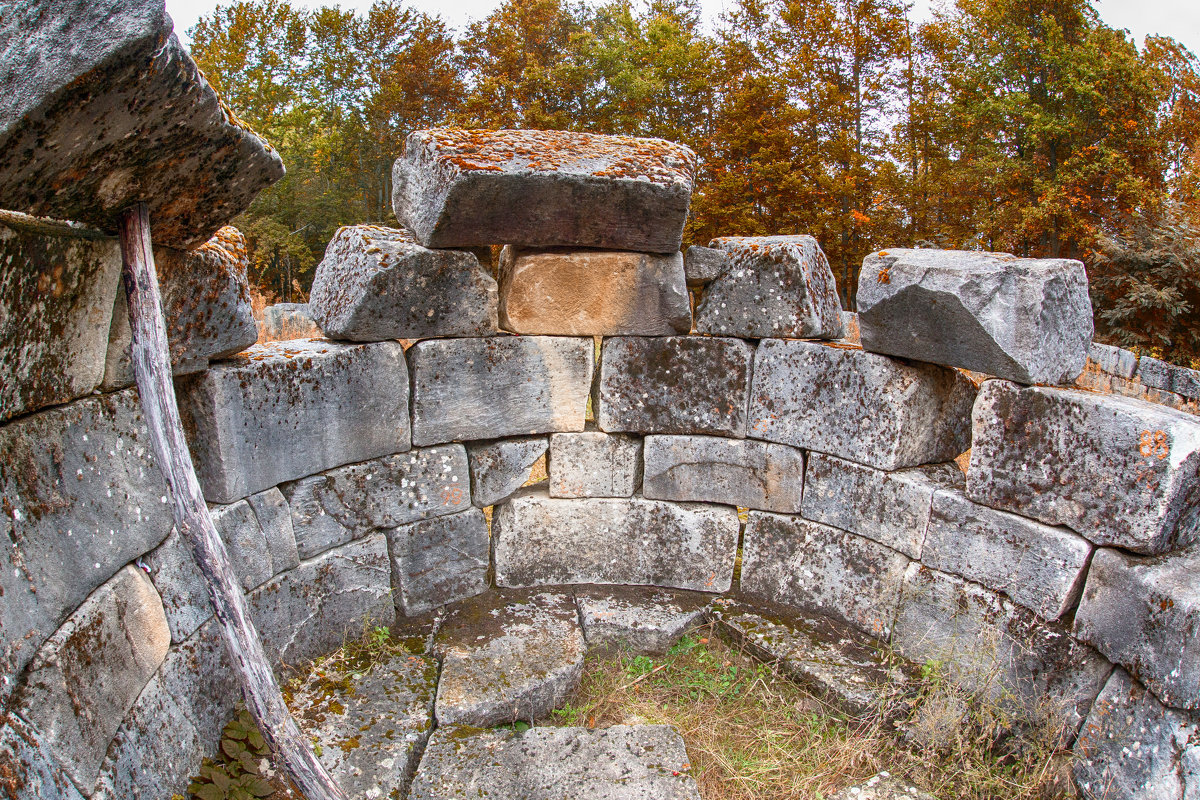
(2, 4, 1200, 800)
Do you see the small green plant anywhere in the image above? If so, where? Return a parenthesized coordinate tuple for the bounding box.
(186, 709, 275, 800)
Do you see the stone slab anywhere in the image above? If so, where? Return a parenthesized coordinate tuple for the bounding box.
(642, 434, 805, 512)
(387, 507, 490, 617)
(1089, 342, 1139, 380)
(740, 513, 910, 639)
(683, 245, 726, 286)
(177, 339, 411, 504)
(309, 224, 498, 341)
(493, 490, 739, 592)
(830, 772, 937, 800)
(966, 380, 1200, 554)
(1138, 355, 1200, 401)
(598, 336, 753, 437)
(498, 247, 690, 335)
(0, 0, 284, 249)
(575, 586, 711, 655)
(0, 713, 86, 800)
(749, 339, 976, 470)
(409, 336, 593, 446)
(259, 302, 320, 342)
(695, 235, 844, 339)
(857, 248, 1093, 384)
(432, 591, 585, 727)
(548, 432, 642, 498)
(468, 436, 548, 507)
(392, 128, 695, 252)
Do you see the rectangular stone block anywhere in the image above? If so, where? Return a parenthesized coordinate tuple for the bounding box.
(387, 508, 489, 616)
(683, 245, 726, 287)
(1138, 355, 1200, 401)
(740, 513, 910, 639)
(966, 380, 1200, 554)
(923, 489, 1092, 620)
(177, 339, 411, 504)
(548, 432, 642, 498)
(409, 336, 593, 446)
(1088, 342, 1139, 380)
(598, 336, 753, 437)
(260, 302, 321, 342)
(749, 339, 976, 470)
(468, 436, 548, 507)
(642, 435, 804, 512)
(493, 490, 739, 592)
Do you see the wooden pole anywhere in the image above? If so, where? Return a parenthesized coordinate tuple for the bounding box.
(117, 203, 348, 800)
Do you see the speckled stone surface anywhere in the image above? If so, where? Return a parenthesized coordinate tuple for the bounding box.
(830, 772, 938, 800)
(576, 586, 711, 654)
(469, 436, 549, 507)
(387, 508, 489, 617)
(642, 434, 805, 513)
(549, 432, 642, 498)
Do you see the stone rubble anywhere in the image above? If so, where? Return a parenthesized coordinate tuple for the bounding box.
(548, 431, 643, 498)
(642, 434, 805, 513)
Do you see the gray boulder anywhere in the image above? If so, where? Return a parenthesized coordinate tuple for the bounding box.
(468, 436, 549, 507)
(642, 434, 805, 512)
(575, 587, 711, 654)
(966, 380, 1200, 554)
(387, 508, 489, 616)
(749, 339, 976, 470)
(695, 235, 844, 339)
(857, 248, 1093, 384)
(0, 714, 87, 800)
(683, 244, 727, 287)
(392, 128, 695, 252)
(549, 432, 643, 498)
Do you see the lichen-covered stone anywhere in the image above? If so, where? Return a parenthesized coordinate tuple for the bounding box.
(493, 490, 739, 592)
(857, 249, 1093, 384)
(0, 713, 86, 800)
(830, 772, 937, 800)
(309, 224, 498, 341)
(498, 247, 690, 335)
(1089, 342, 1139, 380)
(432, 591, 585, 727)
(0, 0, 284, 249)
(642, 434, 804, 512)
(923, 489, 1092, 621)
(598, 336, 753, 437)
(409, 336, 592, 446)
(749, 339, 976, 470)
(576, 587, 711, 654)
(548, 432, 642, 498)
(740, 513, 910, 639)
(177, 339, 411, 504)
(1074, 547, 1200, 711)
(468, 436, 548, 507)
(259, 302, 320, 342)
(392, 128, 696, 252)
(695, 235, 844, 339)
(1138, 355, 1200, 401)
(965, 380, 1200, 555)
(800, 454, 962, 559)
(683, 244, 726, 286)
(387, 508, 489, 616)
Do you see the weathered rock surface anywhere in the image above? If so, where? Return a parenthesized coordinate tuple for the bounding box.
(281, 444, 471, 560)
(0, 713, 86, 800)
(178, 339, 411, 504)
(740, 513, 910, 639)
(549, 432, 643, 498)
(392, 128, 696, 252)
(101, 228, 258, 389)
(493, 490, 739, 592)
(244, 487, 301, 578)
(1074, 547, 1200, 711)
(749, 339, 976, 470)
(1138, 355, 1200, 401)
(683, 244, 727, 286)
(1072, 669, 1199, 800)
(576, 587, 711, 654)
(966, 380, 1200, 554)
(800, 454, 962, 559)
(309, 224, 498, 341)
(432, 591, 585, 727)
(387, 508, 490, 616)
(598, 336, 753, 437)
(259, 302, 320, 342)
(468, 436, 548, 507)
(498, 247, 690, 335)
(642, 434, 805, 512)
(830, 772, 937, 800)
(695, 235, 844, 339)
(0, 214, 121, 423)
(409, 336, 593, 446)
(0, 0, 284, 249)
(922, 489, 1092, 620)
(1089, 342, 1139, 380)
(14, 566, 170, 794)
(711, 598, 913, 717)
(857, 248, 1093, 384)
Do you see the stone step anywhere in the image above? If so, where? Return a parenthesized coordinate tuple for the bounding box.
(575, 586, 712, 655)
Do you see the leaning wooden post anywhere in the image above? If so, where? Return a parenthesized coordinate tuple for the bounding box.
(118, 203, 348, 800)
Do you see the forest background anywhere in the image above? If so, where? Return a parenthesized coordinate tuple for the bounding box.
(190, 0, 1200, 365)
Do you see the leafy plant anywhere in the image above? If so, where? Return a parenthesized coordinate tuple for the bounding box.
(186, 710, 276, 800)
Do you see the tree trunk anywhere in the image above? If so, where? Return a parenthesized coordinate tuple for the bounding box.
(117, 203, 348, 800)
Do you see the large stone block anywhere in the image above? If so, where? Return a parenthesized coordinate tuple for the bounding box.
(493, 490, 739, 592)
(966, 380, 1200, 554)
(749, 339, 976, 470)
(177, 339, 410, 504)
(0, 713, 86, 800)
(1074, 547, 1200, 711)
(695, 235, 844, 339)
(598, 336, 753, 437)
(468, 436, 548, 507)
(1088, 342, 1139, 380)
(575, 587, 711, 655)
(0, 214, 121, 422)
(498, 247, 690, 335)
(409, 336, 592, 446)
(259, 302, 320, 342)
(0, 0, 284, 249)
(857, 249, 1093, 384)
(922, 489, 1092, 620)
(642, 434, 805, 512)
(800, 454, 961, 559)
(392, 128, 695, 252)
(309, 224, 498, 341)
(387, 507, 490, 616)
(740, 513, 910, 639)
(548, 432, 642, 498)
(1137, 355, 1200, 401)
